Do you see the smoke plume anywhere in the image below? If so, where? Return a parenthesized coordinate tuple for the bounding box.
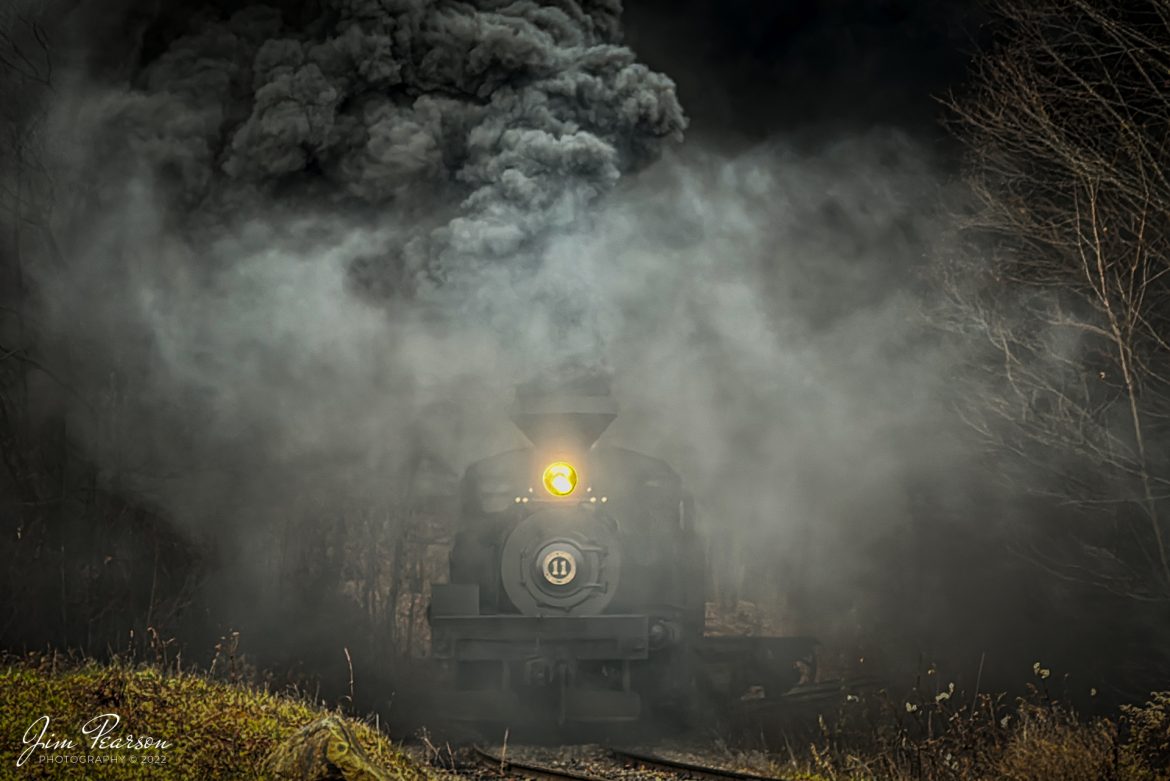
(20, 0, 999, 695)
(72, 0, 683, 353)
(38, 0, 690, 521)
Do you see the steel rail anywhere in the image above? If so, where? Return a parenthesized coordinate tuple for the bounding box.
(472, 745, 611, 781)
(609, 747, 792, 781)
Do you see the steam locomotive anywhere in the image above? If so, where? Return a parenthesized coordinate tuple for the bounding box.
(428, 376, 816, 725)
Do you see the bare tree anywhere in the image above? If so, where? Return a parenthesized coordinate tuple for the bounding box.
(0, 5, 208, 655)
(942, 0, 1170, 599)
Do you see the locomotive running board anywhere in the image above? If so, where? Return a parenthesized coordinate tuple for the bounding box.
(430, 614, 650, 661)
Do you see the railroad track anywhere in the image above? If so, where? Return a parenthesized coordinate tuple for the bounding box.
(452, 677, 884, 779)
(471, 745, 610, 781)
(779, 675, 885, 702)
(468, 744, 792, 780)
(609, 747, 789, 780)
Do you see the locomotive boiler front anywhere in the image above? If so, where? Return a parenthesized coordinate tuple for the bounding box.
(426, 375, 816, 727)
(500, 506, 622, 617)
(429, 379, 659, 723)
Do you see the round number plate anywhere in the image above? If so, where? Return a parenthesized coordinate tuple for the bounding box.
(541, 549, 577, 585)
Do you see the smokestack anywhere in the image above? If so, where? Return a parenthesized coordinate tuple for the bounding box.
(510, 370, 617, 448)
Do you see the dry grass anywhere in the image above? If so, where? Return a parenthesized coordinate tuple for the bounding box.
(766, 677, 1170, 781)
(0, 652, 433, 780)
(3, 650, 1168, 781)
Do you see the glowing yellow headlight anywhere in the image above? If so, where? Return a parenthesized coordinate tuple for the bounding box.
(542, 461, 578, 497)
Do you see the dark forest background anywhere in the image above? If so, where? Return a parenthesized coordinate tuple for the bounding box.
(2, 0, 1170, 724)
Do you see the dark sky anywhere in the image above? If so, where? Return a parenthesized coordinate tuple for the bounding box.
(623, 0, 985, 154)
(76, 0, 984, 153)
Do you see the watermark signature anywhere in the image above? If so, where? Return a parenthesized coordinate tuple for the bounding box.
(17, 713, 172, 768)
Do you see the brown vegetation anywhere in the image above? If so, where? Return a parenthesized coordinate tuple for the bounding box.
(0, 653, 431, 780)
(781, 678, 1170, 781)
(942, 0, 1170, 601)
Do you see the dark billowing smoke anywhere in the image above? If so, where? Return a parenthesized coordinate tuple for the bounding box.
(21, 0, 687, 675)
(41, 0, 688, 522)
(71, 0, 684, 353)
(12, 0, 1084, 710)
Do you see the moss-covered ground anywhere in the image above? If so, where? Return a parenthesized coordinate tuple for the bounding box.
(0, 655, 433, 781)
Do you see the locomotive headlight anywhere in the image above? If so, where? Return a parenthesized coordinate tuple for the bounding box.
(542, 461, 578, 496)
